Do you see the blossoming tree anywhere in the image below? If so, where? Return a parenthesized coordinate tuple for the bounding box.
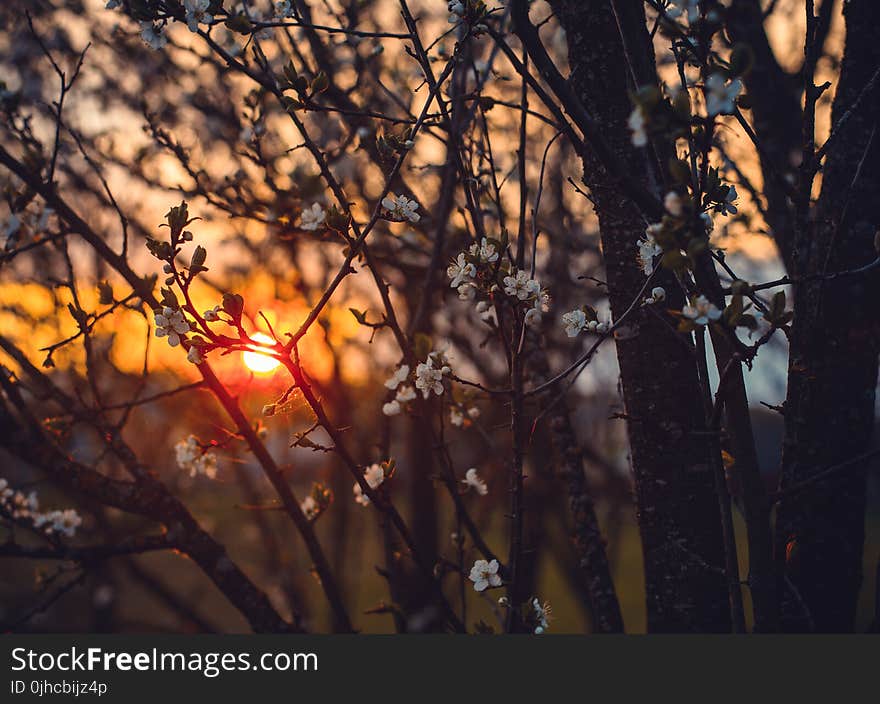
(0, 0, 877, 634)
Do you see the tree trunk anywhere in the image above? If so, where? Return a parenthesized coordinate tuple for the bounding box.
(546, 0, 731, 632)
(777, 0, 880, 632)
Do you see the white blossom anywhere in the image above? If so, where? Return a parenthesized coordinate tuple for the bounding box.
(186, 345, 204, 365)
(364, 463, 385, 489)
(475, 300, 495, 324)
(525, 289, 550, 327)
(469, 558, 502, 592)
(174, 435, 218, 479)
(34, 509, 82, 538)
(414, 354, 450, 399)
(384, 364, 410, 390)
(354, 463, 385, 506)
(1, 479, 82, 537)
(682, 295, 722, 326)
(450, 407, 465, 427)
(275, 0, 295, 19)
(447, 252, 476, 288)
(154, 307, 189, 347)
(140, 22, 168, 50)
(353, 483, 370, 507)
(664, 191, 684, 217)
(448, 1, 465, 23)
(562, 309, 588, 338)
(628, 106, 648, 147)
(382, 193, 421, 223)
(184, 0, 213, 32)
(637, 230, 663, 276)
(458, 283, 477, 301)
(9, 490, 38, 519)
(468, 237, 499, 264)
(300, 203, 326, 231)
(705, 73, 742, 116)
(715, 185, 739, 216)
(396, 385, 416, 403)
(382, 400, 401, 416)
(462, 468, 488, 496)
(503, 269, 540, 301)
(203, 305, 221, 321)
(301, 496, 319, 520)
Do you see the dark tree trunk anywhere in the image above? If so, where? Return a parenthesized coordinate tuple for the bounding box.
(545, 0, 730, 632)
(777, 0, 880, 632)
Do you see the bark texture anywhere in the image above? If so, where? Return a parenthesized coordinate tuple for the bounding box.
(544, 0, 730, 632)
(777, 0, 880, 632)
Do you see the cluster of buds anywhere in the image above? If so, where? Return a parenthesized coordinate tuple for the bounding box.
(147, 202, 283, 370)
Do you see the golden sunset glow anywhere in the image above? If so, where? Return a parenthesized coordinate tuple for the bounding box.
(242, 332, 281, 374)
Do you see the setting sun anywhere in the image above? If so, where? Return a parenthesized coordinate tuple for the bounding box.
(242, 332, 281, 374)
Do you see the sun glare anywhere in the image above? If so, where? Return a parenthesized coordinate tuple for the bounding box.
(243, 332, 281, 374)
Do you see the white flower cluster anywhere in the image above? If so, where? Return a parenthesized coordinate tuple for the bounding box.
(682, 295, 722, 326)
(448, 238, 499, 298)
(705, 73, 742, 117)
(445, 238, 548, 326)
(637, 225, 664, 276)
(381, 193, 421, 223)
(382, 364, 418, 416)
(502, 269, 549, 327)
(469, 558, 502, 592)
(0, 479, 82, 538)
(415, 353, 451, 399)
(561, 309, 611, 338)
(174, 436, 219, 479)
(154, 307, 206, 364)
(449, 405, 480, 427)
(154, 307, 189, 347)
(461, 468, 488, 496)
(353, 463, 385, 507)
